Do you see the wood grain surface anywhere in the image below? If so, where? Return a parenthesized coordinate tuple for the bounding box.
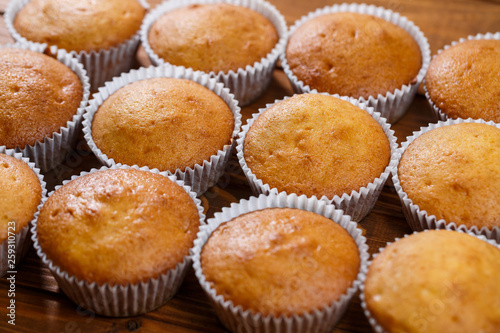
(0, 0, 499, 332)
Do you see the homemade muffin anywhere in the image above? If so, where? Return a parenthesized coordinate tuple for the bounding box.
(398, 123, 500, 229)
(36, 168, 200, 285)
(91, 77, 234, 172)
(0, 48, 83, 148)
(0, 153, 42, 242)
(148, 3, 279, 73)
(364, 230, 500, 333)
(286, 12, 422, 99)
(201, 208, 360, 316)
(13, 0, 146, 53)
(244, 94, 391, 198)
(425, 39, 500, 122)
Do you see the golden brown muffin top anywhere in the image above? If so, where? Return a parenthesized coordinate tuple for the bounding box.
(148, 3, 279, 73)
(286, 12, 422, 99)
(0, 153, 42, 243)
(37, 168, 200, 285)
(201, 208, 360, 316)
(365, 230, 500, 333)
(398, 123, 500, 228)
(92, 78, 234, 172)
(426, 39, 500, 122)
(14, 0, 146, 52)
(0, 48, 83, 148)
(244, 94, 391, 198)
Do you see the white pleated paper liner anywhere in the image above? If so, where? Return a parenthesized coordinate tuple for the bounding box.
(423, 32, 500, 122)
(236, 93, 399, 222)
(392, 118, 500, 243)
(0, 42, 90, 172)
(0, 147, 47, 277)
(30, 164, 206, 317)
(281, 3, 431, 123)
(358, 229, 500, 333)
(192, 193, 370, 333)
(5, 0, 150, 90)
(140, 0, 287, 106)
(82, 65, 242, 197)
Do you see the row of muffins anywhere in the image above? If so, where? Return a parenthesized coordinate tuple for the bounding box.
(0, 0, 498, 330)
(1, 155, 499, 333)
(1, 104, 498, 329)
(4, 0, 427, 117)
(7, 0, 499, 123)
(1, 0, 498, 176)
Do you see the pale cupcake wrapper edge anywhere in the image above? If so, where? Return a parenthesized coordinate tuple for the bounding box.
(192, 192, 370, 333)
(423, 32, 500, 122)
(235, 93, 399, 222)
(0, 147, 47, 277)
(358, 229, 500, 333)
(30, 164, 206, 317)
(82, 64, 242, 197)
(4, 0, 150, 90)
(0, 42, 91, 172)
(280, 2, 431, 123)
(391, 117, 500, 242)
(139, 0, 288, 106)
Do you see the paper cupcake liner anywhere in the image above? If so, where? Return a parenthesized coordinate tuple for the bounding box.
(392, 118, 500, 243)
(5, 0, 149, 90)
(424, 32, 500, 122)
(0, 147, 47, 277)
(192, 192, 369, 333)
(359, 229, 500, 333)
(140, 0, 287, 106)
(236, 93, 398, 222)
(0, 42, 91, 172)
(30, 164, 206, 317)
(82, 65, 242, 196)
(281, 3, 431, 123)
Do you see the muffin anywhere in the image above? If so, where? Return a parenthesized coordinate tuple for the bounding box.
(193, 193, 369, 332)
(34, 167, 203, 315)
(286, 12, 421, 99)
(238, 93, 395, 221)
(13, 0, 146, 53)
(362, 230, 500, 333)
(148, 3, 278, 73)
(425, 37, 500, 122)
(201, 208, 360, 316)
(0, 153, 43, 242)
(6, 0, 148, 88)
(0, 47, 83, 149)
(281, 4, 430, 122)
(83, 65, 241, 196)
(92, 77, 233, 171)
(141, 0, 287, 106)
(397, 122, 500, 231)
(0, 149, 45, 277)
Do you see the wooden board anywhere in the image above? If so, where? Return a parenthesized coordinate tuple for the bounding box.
(1, 0, 499, 331)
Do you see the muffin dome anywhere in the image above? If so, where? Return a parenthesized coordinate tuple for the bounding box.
(0, 48, 83, 148)
(0, 153, 42, 242)
(36, 168, 200, 285)
(398, 122, 500, 229)
(286, 12, 422, 99)
(244, 94, 391, 198)
(13, 0, 146, 52)
(91, 77, 234, 172)
(201, 208, 360, 316)
(364, 230, 500, 333)
(148, 3, 279, 73)
(425, 39, 500, 122)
